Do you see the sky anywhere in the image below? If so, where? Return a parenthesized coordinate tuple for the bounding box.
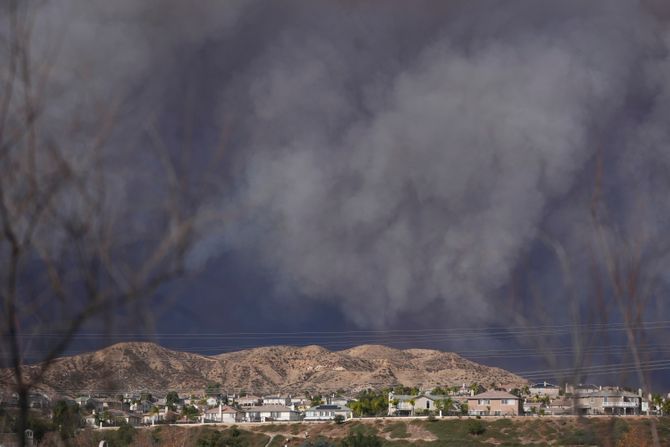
(4, 0, 670, 391)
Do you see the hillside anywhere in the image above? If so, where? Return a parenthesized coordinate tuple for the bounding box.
(4, 343, 527, 396)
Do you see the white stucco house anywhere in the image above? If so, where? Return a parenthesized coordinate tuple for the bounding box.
(304, 404, 352, 421)
(204, 404, 240, 423)
(243, 405, 301, 422)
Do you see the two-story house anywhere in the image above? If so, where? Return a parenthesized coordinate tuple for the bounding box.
(468, 390, 521, 416)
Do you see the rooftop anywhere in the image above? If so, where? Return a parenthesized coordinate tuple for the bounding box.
(471, 390, 518, 400)
(244, 405, 295, 412)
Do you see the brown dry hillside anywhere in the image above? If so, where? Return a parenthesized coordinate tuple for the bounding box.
(4, 342, 526, 397)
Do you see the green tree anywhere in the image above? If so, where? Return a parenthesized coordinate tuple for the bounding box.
(661, 399, 670, 416)
(182, 405, 200, 421)
(441, 397, 454, 416)
(310, 395, 323, 406)
(353, 389, 389, 416)
(166, 391, 180, 411)
(25, 416, 55, 444)
(52, 400, 81, 439)
(393, 385, 419, 395)
(651, 394, 663, 414)
(348, 401, 363, 417)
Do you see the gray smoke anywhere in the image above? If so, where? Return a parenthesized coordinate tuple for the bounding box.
(13, 0, 670, 329)
(219, 1, 666, 326)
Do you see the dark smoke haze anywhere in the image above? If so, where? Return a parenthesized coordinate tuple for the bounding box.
(8, 0, 670, 386)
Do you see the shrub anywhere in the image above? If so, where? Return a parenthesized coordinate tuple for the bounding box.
(300, 437, 336, 447)
(334, 415, 345, 425)
(341, 431, 382, 447)
(467, 420, 486, 436)
(116, 422, 137, 447)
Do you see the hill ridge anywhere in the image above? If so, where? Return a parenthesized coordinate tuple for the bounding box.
(6, 342, 527, 397)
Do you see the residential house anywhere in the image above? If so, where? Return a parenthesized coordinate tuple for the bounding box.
(565, 383, 599, 395)
(575, 389, 641, 416)
(290, 396, 309, 412)
(105, 409, 142, 426)
(326, 395, 354, 407)
(546, 397, 574, 416)
(76, 396, 103, 412)
(100, 397, 125, 411)
(237, 395, 262, 407)
(143, 412, 158, 425)
(304, 404, 352, 421)
(415, 394, 453, 415)
(468, 390, 522, 416)
(262, 395, 290, 406)
(204, 404, 240, 423)
(388, 392, 454, 416)
(129, 400, 152, 413)
(84, 413, 98, 427)
(122, 393, 140, 404)
(387, 393, 417, 416)
(522, 401, 545, 415)
(243, 405, 300, 422)
(529, 382, 560, 398)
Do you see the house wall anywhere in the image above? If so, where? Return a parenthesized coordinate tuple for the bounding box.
(414, 397, 435, 411)
(263, 397, 290, 406)
(304, 409, 352, 420)
(246, 410, 300, 422)
(529, 388, 560, 397)
(576, 396, 641, 415)
(467, 398, 520, 416)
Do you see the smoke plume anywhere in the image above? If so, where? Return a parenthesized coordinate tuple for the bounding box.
(15, 0, 670, 329)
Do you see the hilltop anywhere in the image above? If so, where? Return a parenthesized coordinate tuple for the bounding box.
(4, 342, 526, 396)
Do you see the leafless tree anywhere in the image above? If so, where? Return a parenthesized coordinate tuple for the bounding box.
(0, 2, 226, 445)
(508, 148, 666, 446)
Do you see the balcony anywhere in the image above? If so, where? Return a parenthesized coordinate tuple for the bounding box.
(602, 401, 639, 408)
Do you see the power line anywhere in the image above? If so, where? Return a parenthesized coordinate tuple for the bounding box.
(7, 319, 670, 339)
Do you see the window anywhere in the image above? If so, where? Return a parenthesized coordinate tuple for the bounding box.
(426, 401, 430, 409)
(478, 399, 490, 405)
